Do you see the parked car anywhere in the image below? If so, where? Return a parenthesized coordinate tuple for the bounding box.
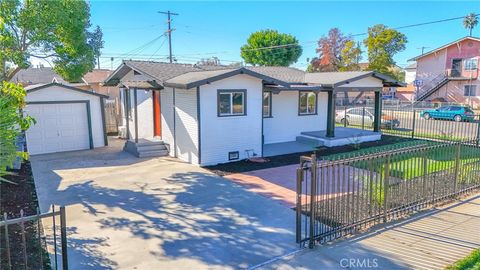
(420, 105, 475, 122)
(335, 107, 400, 129)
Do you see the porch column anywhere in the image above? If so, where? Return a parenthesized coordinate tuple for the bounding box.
(373, 91, 382, 132)
(326, 90, 336, 138)
(134, 88, 139, 143)
(124, 88, 130, 140)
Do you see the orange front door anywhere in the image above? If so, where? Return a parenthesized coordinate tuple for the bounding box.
(152, 90, 161, 137)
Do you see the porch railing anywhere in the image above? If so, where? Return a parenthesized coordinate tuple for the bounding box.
(296, 140, 480, 247)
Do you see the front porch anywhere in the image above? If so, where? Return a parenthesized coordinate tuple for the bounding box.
(263, 127, 381, 157)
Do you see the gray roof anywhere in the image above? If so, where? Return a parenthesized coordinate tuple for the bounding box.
(11, 67, 68, 85)
(164, 67, 291, 89)
(105, 60, 403, 89)
(125, 60, 229, 81)
(245, 66, 306, 83)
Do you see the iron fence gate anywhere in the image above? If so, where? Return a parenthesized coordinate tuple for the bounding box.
(296, 140, 480, 248)
(0, 205, 68, 270)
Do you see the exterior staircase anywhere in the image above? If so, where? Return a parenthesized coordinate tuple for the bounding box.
(415, 74, 449, 101)
(124, 138, 169, 158)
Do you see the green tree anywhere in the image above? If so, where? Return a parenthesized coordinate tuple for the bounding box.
(0, 0, 96, 82)
(363, 24, 407, 80)
(463, 13, 478, 36)
(0, 82, 34, 183)
(339, 40, 362, 71)
(240, 29, 302, 66)
(88, 25, 104, 69)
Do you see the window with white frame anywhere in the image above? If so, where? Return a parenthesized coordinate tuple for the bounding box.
(464, 85, 477, 96)
(263, 91, 272, 117)
(299, 91, 317, 115)
(464, 58, 478, 70)
(218, 90, 246, 116)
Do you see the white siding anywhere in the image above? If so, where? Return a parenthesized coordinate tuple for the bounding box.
(174, 88, 199, 164)
(337, 76, 383, 89)
(199, 74, 263, 166)
(161, 87, 175, 156)
(126, 89, 153, 139)
(263, 91, 328, 144)
(25, 85, 105, 148)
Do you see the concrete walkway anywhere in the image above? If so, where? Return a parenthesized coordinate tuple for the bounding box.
(259, 195, 480, 270)
(31, 138, 297, 269)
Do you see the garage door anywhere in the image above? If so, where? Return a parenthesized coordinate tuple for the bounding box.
(25, 103, 91, 155)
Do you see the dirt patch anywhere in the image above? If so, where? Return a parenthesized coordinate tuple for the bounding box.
(205, 135, 414, 176)
(0, 161, 50, 269)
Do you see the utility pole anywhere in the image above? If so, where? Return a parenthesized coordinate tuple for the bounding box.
(417, 46, 429, 55)
(158, 11, 179, 63)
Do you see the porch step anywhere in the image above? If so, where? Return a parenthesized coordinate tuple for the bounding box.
(138, 149, 169, 158)
(296, 135, 324, 147)
(124, 140, 170, 158)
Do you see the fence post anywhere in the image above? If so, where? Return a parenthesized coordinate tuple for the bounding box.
(422, 149, 428, 205)
(411, 109, 416, 139)
(453, 143, 461, 196)
(383, 155, 390, 223)
(344, 106, 347, 127)
(476, 119, 480, 146)
(296, 167, 303, 244)
(60, 206, 68, 270)
(4, 212, 12, 270)
(309, 154, 317, 249)
(36, 208, 44, 269)
(20, 209, 28, 270)
(362, 106, 366, 130)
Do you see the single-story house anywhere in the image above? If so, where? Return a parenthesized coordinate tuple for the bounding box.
(104, 60, 403, 166)
(24, 83, 108, 155)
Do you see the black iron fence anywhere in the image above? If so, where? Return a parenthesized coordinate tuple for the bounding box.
(296, 140, 480, 248)
(0, 206, 68, 270)
(336, 105, 480, 142)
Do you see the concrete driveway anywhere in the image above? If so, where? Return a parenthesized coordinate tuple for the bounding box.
(31, 139, 297, 269)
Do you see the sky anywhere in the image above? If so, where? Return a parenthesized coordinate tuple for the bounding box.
(35, 1, 480, 70)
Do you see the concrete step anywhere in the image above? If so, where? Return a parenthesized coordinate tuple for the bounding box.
(296, 135, 324, 147)
(135, 139, 165, 147)
(124, 140, 170, 158)
(137, 149, 169, 158)
(136, 144, 168, 152)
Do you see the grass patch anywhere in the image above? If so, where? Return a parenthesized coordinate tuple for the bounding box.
(324, 141, 480, 181)
(446, 249, 480, 270)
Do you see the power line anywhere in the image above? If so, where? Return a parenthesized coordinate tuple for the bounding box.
(97, 12, 480, 69)
(148, 37, 168, 60)
(158, 12, 480, 56)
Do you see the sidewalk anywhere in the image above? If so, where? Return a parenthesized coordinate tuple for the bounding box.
(258, 194, 480, 270)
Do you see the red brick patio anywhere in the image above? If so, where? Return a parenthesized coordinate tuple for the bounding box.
(224, 164, 299, 208)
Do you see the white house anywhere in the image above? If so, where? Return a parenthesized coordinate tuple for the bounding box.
(104, 61, 402, 166)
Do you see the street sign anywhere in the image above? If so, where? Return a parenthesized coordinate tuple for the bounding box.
(414, 79, 423, 87)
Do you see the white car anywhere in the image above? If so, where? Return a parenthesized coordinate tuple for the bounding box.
(335, 108, 400, 129)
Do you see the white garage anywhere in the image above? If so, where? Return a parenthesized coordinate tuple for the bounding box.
(25, 83, 108, 155)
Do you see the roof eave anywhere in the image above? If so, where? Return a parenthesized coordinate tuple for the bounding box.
(165, 67, 292, 89)
(26, 82, 109, 98)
